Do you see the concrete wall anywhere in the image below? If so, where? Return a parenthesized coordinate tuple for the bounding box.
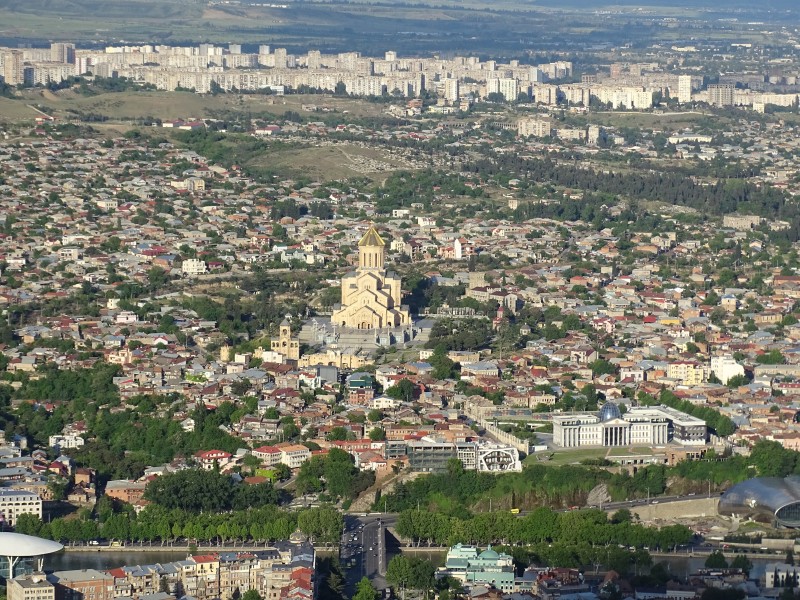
(479, 419, 530, 454)
(624, 497, 719, 521)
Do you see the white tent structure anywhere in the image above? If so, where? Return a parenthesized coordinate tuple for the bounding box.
(0, 532, 62, 577)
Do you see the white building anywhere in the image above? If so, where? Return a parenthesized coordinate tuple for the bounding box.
(766, 563, 799, 588)
(280, 444, 312, 469)
(517, 118, 552, 138)
(182, 258, 208, 276)
(443, 78, 460, 103)
(677, 75, 693, 104)
(0, 491, 42, 526)
(710, 355, 745, 385)
(553, 403, 707, 449)
(47, 434, 84, 452)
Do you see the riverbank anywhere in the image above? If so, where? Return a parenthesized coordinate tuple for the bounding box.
(62, 544, 336, 553)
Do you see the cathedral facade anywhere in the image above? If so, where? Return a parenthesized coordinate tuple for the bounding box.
(331, 226, 411, 330)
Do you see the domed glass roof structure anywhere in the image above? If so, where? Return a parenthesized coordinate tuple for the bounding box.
(0, 532, 63, 578)
(719, 476, 800, 527)
(598, 401, 622, 422)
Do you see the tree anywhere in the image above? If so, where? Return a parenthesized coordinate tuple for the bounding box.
(48, 477, 70, 501)
(242, 590, 263, 600)
(386, 379, 415, 402)
(750, 440, 798, 477)
(369, 428, 386, 441)
(730, 554, 752, 575)
(610, 508, 632, 524)
(231, 379, 252, 396)
(386, 555, 413, 589)
(353, 577, 379, 600)
(147, 267, 169, 289)
(589, 359, 616, 377)
(326, 427, 351, 441)
(726, 374, 748, 388)
(273, 463, 291, 481)
(705, 550, 728, 569)
(757, 350, 786, 365)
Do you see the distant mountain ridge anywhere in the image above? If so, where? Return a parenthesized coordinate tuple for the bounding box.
(526, 0, 798, 10)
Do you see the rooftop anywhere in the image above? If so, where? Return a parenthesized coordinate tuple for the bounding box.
(0, 533, 63, 557)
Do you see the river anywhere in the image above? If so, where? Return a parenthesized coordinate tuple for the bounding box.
(42, 549, 784, 582)
(45, 550, 197, 572)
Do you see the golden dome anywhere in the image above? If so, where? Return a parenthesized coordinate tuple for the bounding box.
(358, 225, 385, 248)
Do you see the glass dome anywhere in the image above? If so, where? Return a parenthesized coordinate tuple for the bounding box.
(598, 401, 622, 422)
(719, 476, 800, 527)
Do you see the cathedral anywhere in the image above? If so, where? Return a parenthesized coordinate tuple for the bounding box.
(331, 225, 411, 330)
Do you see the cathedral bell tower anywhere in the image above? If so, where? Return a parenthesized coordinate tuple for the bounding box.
(358, 225, 386, 270)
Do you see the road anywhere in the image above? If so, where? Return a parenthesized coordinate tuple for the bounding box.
(342, 514, 395, 594)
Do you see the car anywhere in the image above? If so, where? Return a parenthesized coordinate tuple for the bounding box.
(88, 540, 100, 546)
(651, 500, 659, 504)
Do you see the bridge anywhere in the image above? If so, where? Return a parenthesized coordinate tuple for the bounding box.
(341, 514, 394, 595)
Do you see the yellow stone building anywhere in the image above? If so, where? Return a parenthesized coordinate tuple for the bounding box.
(270, 317, 300, 361)
(331, 226, 410, 329)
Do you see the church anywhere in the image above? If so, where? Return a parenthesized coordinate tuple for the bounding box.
(331, 225, 411, 330)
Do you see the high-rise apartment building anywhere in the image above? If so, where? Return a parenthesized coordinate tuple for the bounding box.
(517, 118, 552, 137)
(50, 43, 75, 64)
(273, 47, 288, 69)
(443, 78, 459, 102)
(307, 50, 321, 69)
(2, 50, 24, 85)
(677, 75, 693, 103)
(708, 83, 735, 107)
(501, 78, 518, 101)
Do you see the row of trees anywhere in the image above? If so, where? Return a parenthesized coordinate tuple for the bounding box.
(15, 503, 343, 544)
(394, 507, 692, 549)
